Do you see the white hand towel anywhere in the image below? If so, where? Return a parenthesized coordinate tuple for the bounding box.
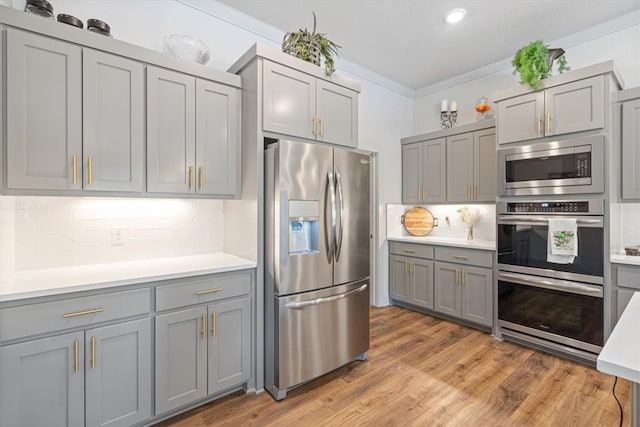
(547, 218, 578, 264)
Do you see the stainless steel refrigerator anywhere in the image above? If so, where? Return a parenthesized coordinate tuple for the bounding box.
(265, 139, 370, 400)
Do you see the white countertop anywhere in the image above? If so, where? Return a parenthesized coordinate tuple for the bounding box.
(611, 254, 640, 266)
(597, 292, 640, 383)
(0, 253, 256, 302)
(387, 235, 496, 251)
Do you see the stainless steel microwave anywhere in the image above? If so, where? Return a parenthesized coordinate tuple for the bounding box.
(497, 136, 604, 196)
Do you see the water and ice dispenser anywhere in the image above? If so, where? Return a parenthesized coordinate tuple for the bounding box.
(288, 200, 319, 255)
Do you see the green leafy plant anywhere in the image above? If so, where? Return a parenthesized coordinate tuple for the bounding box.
(282, 12, 340, 76)
(512, 40, 570, 90)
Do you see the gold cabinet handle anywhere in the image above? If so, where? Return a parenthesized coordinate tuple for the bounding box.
(74, 339, 79, 373)
(72, 155, 78, 185)
(189, 166, 194, 190)
(455, 269, 459, 284)
(91, 336, 96, 369)
(422, 187, 426, 200)
(537, 115, 542, 134)
(319, 116, 324, 136)
(211, 312, 217, 337)
(63, 307, 104, 318)
(312, 116, 317, 136)
(462, 270, 466, 285)
(201, 313, 206, 339)
(546, 112, 551, 132)
(195, 287, 222, 295)
(198, 167, 204, 190)
(404, 261, 408, 273)
(402, 249, 416, 254)
(87, 156, 93, 185)
(474, 185, 478, 200)
(452, 255, 469, 260)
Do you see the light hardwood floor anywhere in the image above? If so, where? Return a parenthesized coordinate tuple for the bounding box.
(158, 305, 630, 426)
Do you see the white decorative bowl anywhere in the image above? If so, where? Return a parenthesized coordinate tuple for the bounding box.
(162, 34, 210, 65)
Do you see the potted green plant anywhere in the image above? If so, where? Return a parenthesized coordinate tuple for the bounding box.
(512, 40, 570, 90)
(282, 12, 340, 76)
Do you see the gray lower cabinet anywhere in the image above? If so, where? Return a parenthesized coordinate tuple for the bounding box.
(389, 254, 434, 309)
(82, 48, 145, 192)
(5, 27, 82, 191)
(0, 318, 151, 427)
(262, 60, 358, 147)
(147, 66, 240, 196)
(447, 128, 496, 202)
(621, 97, 640, 200)
(613, 264, 640, 321)
(155, 297, 250, 414)
(497, 74, 605, 144)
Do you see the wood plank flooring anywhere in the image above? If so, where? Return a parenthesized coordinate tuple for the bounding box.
(158, 306, 630, 426)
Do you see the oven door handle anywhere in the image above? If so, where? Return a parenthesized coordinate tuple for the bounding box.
(498, 272, 603, 298)
(497, 215, 603, 227)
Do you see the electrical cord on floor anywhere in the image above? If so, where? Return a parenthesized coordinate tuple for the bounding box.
(613, 376, 623, 427)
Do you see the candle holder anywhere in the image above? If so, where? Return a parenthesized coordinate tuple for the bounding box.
(440, 110, 457, 129)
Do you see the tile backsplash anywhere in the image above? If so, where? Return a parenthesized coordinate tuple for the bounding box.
(0, 196, 224, 273)
(386, 203, 496, 241)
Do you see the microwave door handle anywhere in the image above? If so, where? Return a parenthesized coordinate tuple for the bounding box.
(498, 272, 603, 298)
(334, 169, 344, 262)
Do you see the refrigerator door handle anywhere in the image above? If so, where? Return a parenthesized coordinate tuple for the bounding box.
(335, 169, 345, 262)
(284, 284, 368, 309)
(326, 167, 336, 263)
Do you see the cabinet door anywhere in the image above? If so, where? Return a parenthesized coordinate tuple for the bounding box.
(83, 48, 145, 192)
(85, 318, 151, 427)
(545, 75, 604, 137)
(473, 129, 497, 202)
(6, 28, 82, 191)
(446, 133, 474, 202)
(208, 298, 251, 394)
(195, 79, 240, 196)
(0, 332, 84, 427)
(423, 138, 446, 203)
(316, 80, 358, 147)
(622, 98, 640, 199)
(497, 92, 544, 144)
(402, 143, 422, 204)
(155, 307, 207, 414)
(390, 255, 410, 303)
(263, 61, 316, 139)
(460, 266, 493, 327)
(434, 262, 461, 317)
(147, 66, 196, 194)
(410, 258, 434, 310)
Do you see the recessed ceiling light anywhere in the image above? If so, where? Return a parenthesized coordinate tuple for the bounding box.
(445, 8, 467, 24)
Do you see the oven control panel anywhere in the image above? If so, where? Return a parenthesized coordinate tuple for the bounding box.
(506, 201, 590, 213)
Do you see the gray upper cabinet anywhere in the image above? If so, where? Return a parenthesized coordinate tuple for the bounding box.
(0, 332, 85, 427)
(6, 28, 82, 191)
(147, 66, 196, 194)
(401, 138, 446, 204)
(263, 61, 358, 147)
(147, 66, 240, 197)
(85, 318, 151, 427)
(622, 97, 640, 199)
(83, 48, 145, 192)
(447, 129, 496, 202)
(497, 75, 605, 144)
(195, 79, 239, 196)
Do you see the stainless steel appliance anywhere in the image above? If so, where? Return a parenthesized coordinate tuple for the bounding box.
(265, 139, 370, 400)
(498, 136, 604, 196)
(496, 199, 605, 361)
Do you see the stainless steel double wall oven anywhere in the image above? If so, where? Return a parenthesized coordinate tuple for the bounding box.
(496, 135, 607, 362)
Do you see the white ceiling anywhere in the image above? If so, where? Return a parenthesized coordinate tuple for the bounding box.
(215, 0, 640, 92)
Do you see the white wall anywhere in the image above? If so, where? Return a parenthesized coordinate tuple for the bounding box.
(412, 11, 640, 134)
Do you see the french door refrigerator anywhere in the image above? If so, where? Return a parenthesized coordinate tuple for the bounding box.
(265, 139, 370, 400)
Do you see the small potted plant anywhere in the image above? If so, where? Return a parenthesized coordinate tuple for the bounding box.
(512, 40, 569, 90)
(282, 12, 340, 76)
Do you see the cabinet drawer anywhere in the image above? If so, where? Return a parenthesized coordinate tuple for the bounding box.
(617, 265, 640, 290)
(435, 247, 493, 268)
(156, 270, 252, 312)
(389, 242, 433, 259)
(0, 288, 150, 342)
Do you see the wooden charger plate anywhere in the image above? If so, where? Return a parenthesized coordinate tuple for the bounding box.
(402, 207, 436, 236)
